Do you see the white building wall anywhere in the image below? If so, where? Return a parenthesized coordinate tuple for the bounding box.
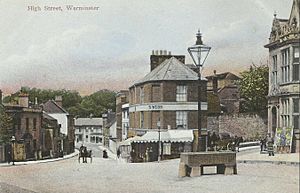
(110, 122, 117, 139)
(48, 113, 68, 135)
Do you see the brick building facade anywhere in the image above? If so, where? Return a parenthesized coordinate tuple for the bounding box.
(128, 57, 207, 136)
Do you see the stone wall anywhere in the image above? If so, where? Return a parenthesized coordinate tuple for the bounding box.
(207, 113, 268, 140)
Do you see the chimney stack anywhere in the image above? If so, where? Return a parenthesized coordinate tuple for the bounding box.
(18, 93, 29, 107)
(55, 96, 63, 107)
(150, 50, 185, 71)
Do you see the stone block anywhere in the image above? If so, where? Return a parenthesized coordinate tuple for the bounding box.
(178, 162, 186, 177)
(190, 166, 201, 177)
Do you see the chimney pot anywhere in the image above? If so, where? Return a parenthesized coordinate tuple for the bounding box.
(55, 95, 63, 107)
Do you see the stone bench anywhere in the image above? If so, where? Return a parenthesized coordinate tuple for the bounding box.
(178, 152, 237, 177)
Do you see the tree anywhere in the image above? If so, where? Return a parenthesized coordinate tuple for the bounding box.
(0, 106, 13, 144)
(78, 89, 116, 117)
(238, 64, 269, 114)
(3, 87, 116, 118)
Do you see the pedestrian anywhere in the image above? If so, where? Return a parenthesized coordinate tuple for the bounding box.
(148, 147, 153, 162)
(130, 149, 136, 163)
(234, 136, 240, 152)
(103, 149, 108, 158)
(260, 138, 264, 152)
(267, 134, 275, 156)
(145, 148, 149, 162)
(117, 148, 121, 159)
(211, 132, 218, 150)
(7, 150, 11, 164)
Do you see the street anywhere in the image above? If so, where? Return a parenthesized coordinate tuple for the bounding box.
(0, 146, 299, 193)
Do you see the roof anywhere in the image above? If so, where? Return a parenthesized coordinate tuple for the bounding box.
(132, 57, 205, 87)
(206, 72, 240, 80)
(75, 117, 103, 126)
(41, 100, 68, 114)
(119, 136, 142, 146)
(133, 129, 194, 143)
(43, 112, 57, 121)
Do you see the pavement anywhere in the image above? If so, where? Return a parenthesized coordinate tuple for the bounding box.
(0, 150, 79, 167)
(236, 146, 300, 166)
(0, 145, 299, 167)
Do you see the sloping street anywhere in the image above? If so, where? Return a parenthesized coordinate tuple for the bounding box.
(0, 148, 299, 193)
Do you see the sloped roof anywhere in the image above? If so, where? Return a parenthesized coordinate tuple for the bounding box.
(132, 57, 204, 87)
(75, 117, 103, 126)
(133, 129, 194, 143)
(206, 72, 240, 80)
(43, 112, 56, 121)
(41, 100, 68, 114)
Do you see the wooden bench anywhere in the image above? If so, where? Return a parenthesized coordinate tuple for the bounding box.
(178, 152, 237, 177)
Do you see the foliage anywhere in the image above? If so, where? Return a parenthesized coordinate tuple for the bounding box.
(3, 87, 116, 118)
(238, 64, 269, 114)
(0, 106, 13, 144)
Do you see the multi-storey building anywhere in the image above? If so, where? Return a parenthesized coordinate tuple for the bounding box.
(74, 117, 103, 144)
(127, 53, 208, 160)
(121, 103, 130, 141)
(116, 90, 129, 141)
(4, 93, 43, 160)
(206, 70, 241, 113)
(42, 97, 75, 154)
(264, 0, 300, 152)
(129, 56, 207, 134)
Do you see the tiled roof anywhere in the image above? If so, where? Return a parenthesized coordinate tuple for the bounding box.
(132, 57, 204, 86)
(206, 72, 240, 80)
(75, 117, 103, 126)
(41, 100, 68, 114)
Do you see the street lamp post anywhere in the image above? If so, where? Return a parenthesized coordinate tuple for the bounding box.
(157, 118, 161, 162)
(11, 136, 16, 165)
(188, 30, 211, 152)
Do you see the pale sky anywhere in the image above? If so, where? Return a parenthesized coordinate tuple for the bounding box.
(0, 0, 292, 95)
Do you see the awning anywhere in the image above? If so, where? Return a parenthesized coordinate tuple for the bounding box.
(132, 130, 194, 143)
(119, 136, 142, 146)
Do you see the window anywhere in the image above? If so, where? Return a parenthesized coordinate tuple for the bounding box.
(140, 87, 144, 103)
(140, 112, 144, 128)
(294, 47, 299, 63)
(281, 48, 290, 83)
(293, 98, 300, 129)
(176, 111, 187, 129)
(294, 98, 300, 113)
(293, 47, 299, 81)
(79, 128, 81, 133)
(33, 118, 37, 130)
(272, 55, 278, 84)
(151, 85, 161, 102)
(281, 99, 290, 127)
(176, 85, 187, 102)
(26, 118, 29, 131)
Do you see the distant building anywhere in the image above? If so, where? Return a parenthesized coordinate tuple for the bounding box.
(116, 90, 129, 141)
(42, 112, 61, 158)
(41, 96, 75, 154)
(74, 117, 103, 145)
(206, 71, 241, 113)
(264, 0, 300, 152)
(102, 110, 116, 148)
(121, 103, 130, 141)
